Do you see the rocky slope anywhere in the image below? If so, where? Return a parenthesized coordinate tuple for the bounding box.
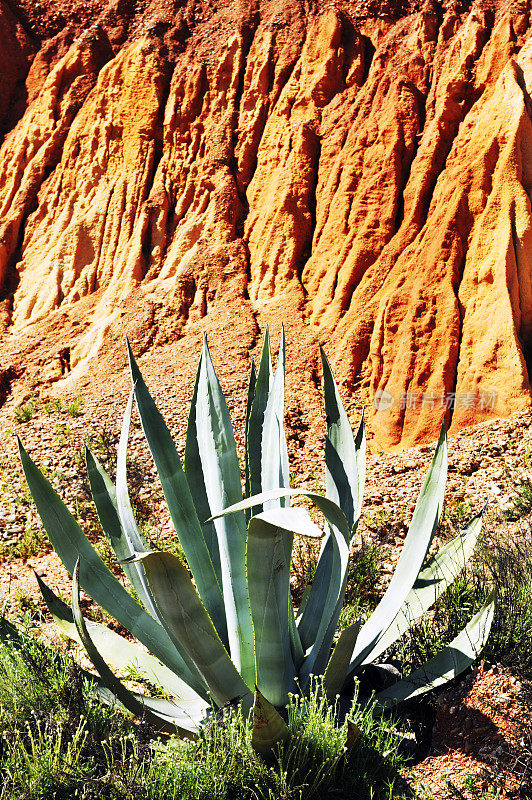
(1, 0, 532, 449)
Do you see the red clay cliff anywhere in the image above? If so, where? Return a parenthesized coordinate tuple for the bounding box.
(1, 0, 532, 448)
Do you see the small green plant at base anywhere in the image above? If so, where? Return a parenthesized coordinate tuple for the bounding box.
(0, 523, 48, 561)
(337, 543, 382, 631)
(364, 506, 408, 542)
(291, 534, 321, 605)
(480, 528, 532, 671)
(84, 603, 114, 627)
(444, 500, 473, 527)
(84, 427, 115, 463)
(67, 395, 84, 418)
(12, 482, 32, 509)
(14, 396, 38, 424)
(503, 482, 532, 520)
(344, 542, 382, 615)
(43, 398, 63, 415)
(139, 517, 186, 563)
(8, 590, 42, 619)
(15, 331, 494, 757)
(394, 568, 489, 675)
(53, 423, 71, 448)
(0, 622, 409, 799)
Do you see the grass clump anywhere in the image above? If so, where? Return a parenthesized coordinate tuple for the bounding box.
(481, 527, 532, 671)
(13, 397, 39, 424)
(388, 511, 532, 680)
(394, 569, 488, 676)
(0, 524, 48, 561)
(0, 621, 409, 800)
(43, 399, 63, 415)
(66, 395, 84, 418)
(503, 482, 532, 521)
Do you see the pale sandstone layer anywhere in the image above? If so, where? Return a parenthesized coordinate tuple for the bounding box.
(1, 0, 532, 449)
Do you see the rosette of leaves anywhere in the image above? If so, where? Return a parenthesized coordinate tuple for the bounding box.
(15, 331, 494, 754)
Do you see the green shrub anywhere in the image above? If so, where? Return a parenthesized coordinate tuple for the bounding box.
(0, 623, 408, 799)
(66, 395, 84, 418)
(14, 396, 38, 423)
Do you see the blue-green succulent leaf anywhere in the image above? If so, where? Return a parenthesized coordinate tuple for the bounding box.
(191, 338, 254, 687)
(17, 437, 208, 701)
(375, 595, 495, 706)
(127, 341, 228, 647)
(346, 419, 448, 678)
(132, 550, 253, 711)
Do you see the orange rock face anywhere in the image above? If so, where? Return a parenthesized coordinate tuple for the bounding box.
(1, 0, 532, 448)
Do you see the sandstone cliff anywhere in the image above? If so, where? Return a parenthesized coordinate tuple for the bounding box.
(1, 0, 532, 449)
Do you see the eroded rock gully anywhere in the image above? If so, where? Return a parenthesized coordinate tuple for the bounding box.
(1, 0, 532, 449)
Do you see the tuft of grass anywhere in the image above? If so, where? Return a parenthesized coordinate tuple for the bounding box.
(338, 541, 382, 631)
(364, 507, 408, 541)
(480, 527, 532, 671)
(139, 517, 186, 563)
(0, 619, 139, 799)
(66, 395, 84, 418)
(442, 500, 474, 532)
(14, 397, 39, 424)
(502, 481, 532, 521)
(0, 523, 48, 561)
(394, 567, 488, 676)
(84, 426, 116, 464)
(391, 510, 532, 682)
(53, 423, 71, 449)
(43, 398, 63, 415)
(291, 535, 321, 606)
(0, 621, 409, 800)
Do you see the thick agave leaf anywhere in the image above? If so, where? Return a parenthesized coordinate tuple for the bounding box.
(257, 507, 323, 538)
(300, 351, 364, 652)
(323, 620, 361, 703)
(132, 694, 205, 732)
(346, 420, 448, 678)
(361, 510, 483, 666)
(185, 354, 223, 590)
(127, 341, 228, 647)
(260, 332, 304, 663)
(261, 326, 289, 512)
(213, 490, 351, 693)
(247, 328, 290, 514)
(86, 446, 159, 618)
(113, 391, 160, 617)
(295, 584, 311, 623)
(212, 488, 350, 538)
(131, 550, 253, 711)
(71, 559, 190, 736)
(247, 516, 296, 707)
(245, 358, 257, 506)
(36, 573, 206, 708)
(187, 338, 254, 688)
(297, 536, 350, 689)
(17, 438, 208, 702)
(246, 327, 275, 515)
(245, 331, 302, 667)
(321, 348, 365, 533)
(297, 525, 346, 656)
(252, 506, 323, 672)
(374, 595, 495, 707)
(251, 687, 290, 758)
(297, 358, 365, 658)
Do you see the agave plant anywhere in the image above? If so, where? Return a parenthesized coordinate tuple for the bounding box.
(16, 331, 494, 753)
